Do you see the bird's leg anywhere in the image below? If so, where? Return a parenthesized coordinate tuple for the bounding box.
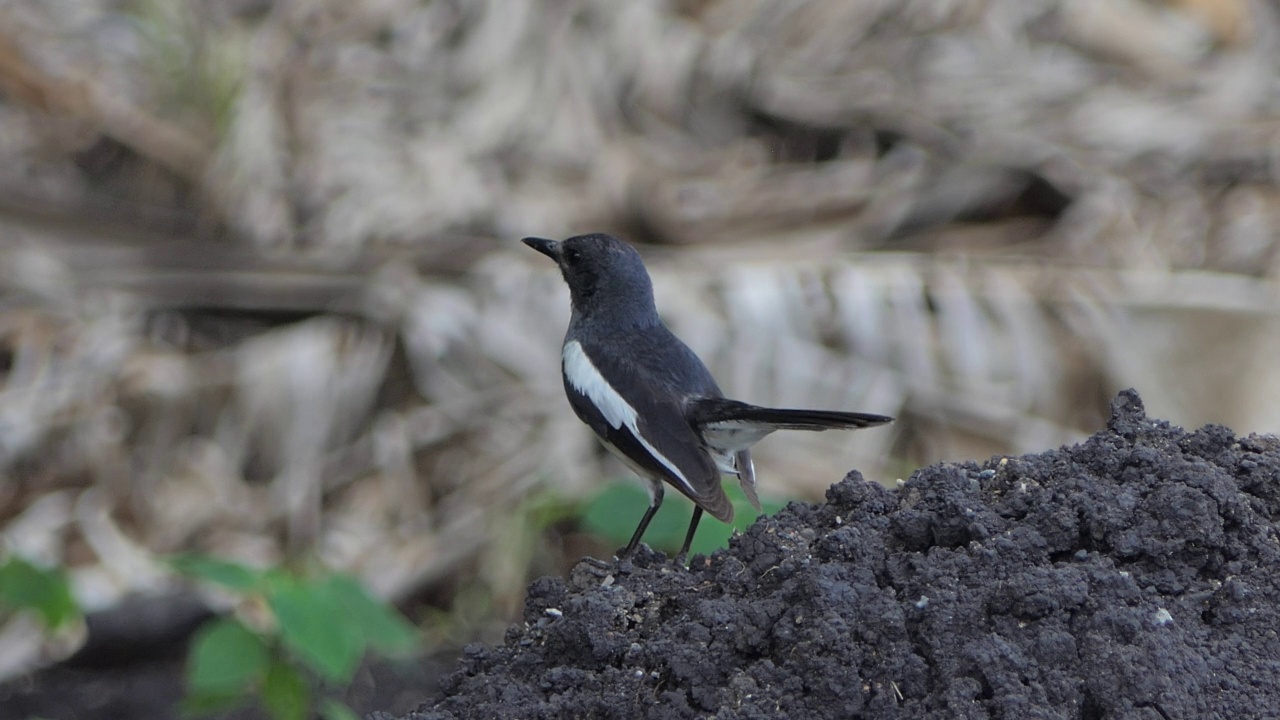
(676, 506, 704, 563)
(620, 484, 664, 559)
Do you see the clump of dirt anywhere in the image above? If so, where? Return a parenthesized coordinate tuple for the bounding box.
(400, 390, 1280, 719)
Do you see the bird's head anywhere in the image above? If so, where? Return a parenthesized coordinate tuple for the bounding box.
(522, 233, 658, 324)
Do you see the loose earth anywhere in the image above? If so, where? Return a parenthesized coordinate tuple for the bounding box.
(402, 390, 1280, 719)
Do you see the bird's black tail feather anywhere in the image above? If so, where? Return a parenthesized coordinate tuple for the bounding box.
(688, 398, 893, 431)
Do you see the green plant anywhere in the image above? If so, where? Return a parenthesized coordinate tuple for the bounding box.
(171, 556, 419, 720)
(0, 555, 81, 630)
(128, 0, 248, 133)
(580, 478, 786, 558)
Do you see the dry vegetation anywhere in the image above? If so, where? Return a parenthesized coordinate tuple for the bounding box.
(1, 0, 1279, 681)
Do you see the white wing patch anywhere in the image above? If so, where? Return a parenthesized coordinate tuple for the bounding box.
(562, 340, 696, 495)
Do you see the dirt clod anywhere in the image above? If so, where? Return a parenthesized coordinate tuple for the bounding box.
(402, 390, 1280, 719)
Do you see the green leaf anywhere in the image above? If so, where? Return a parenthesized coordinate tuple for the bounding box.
(186, 617, 269, 696)
(269, 580, 364, 683)
(0, 556, 80, 629)
(318, 698, 361, 720)
(169, 554, 262, 591)
(259, 567, 297, 594)
(582, 479, 784, 556)
(323, 575, 419, 655)
(582, 482, 687, 551)
(262, 660, 310, 720)
(180, 689, 246, 717)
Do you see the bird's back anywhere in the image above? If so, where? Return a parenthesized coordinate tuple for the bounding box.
(570, 320, 722, 404)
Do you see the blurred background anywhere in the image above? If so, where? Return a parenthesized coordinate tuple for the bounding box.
(1, 0, 1279, 717)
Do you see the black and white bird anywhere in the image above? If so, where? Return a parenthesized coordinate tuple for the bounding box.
(523, 233, 892, 560)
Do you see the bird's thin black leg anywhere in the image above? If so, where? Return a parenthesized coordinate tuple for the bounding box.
(620, 485, 663, 559)
(676, 506, 704, 562)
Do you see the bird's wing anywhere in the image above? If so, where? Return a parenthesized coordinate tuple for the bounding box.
(689, 398, 893, 453)
(561, 339, 732, 522)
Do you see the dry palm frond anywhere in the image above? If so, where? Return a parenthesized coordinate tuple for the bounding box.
(200, 0, 1270, 255)
(0, 29, 212, 182)
(2, 0, 1280, 685)
(1, 243, 1277, 536)
(2, 233, 1280, 682)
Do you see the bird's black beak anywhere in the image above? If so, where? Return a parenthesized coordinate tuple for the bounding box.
(521, 237, 560, 262)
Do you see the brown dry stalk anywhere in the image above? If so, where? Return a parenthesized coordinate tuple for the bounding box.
(0, 24, 211, 182)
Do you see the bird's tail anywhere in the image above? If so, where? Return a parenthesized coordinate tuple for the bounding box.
(690, 398, 892, 460)
(690, 398, 893, 432)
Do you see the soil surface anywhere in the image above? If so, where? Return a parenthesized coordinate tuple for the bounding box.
(401, 390, 1280, 719)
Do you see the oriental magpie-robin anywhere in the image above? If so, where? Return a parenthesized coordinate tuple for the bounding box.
(523, 233, 892, 560)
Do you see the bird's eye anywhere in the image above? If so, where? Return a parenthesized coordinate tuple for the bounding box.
(563, 248, 582, 264)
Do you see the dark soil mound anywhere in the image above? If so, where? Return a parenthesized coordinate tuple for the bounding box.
(400, 390, 1280, 719)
